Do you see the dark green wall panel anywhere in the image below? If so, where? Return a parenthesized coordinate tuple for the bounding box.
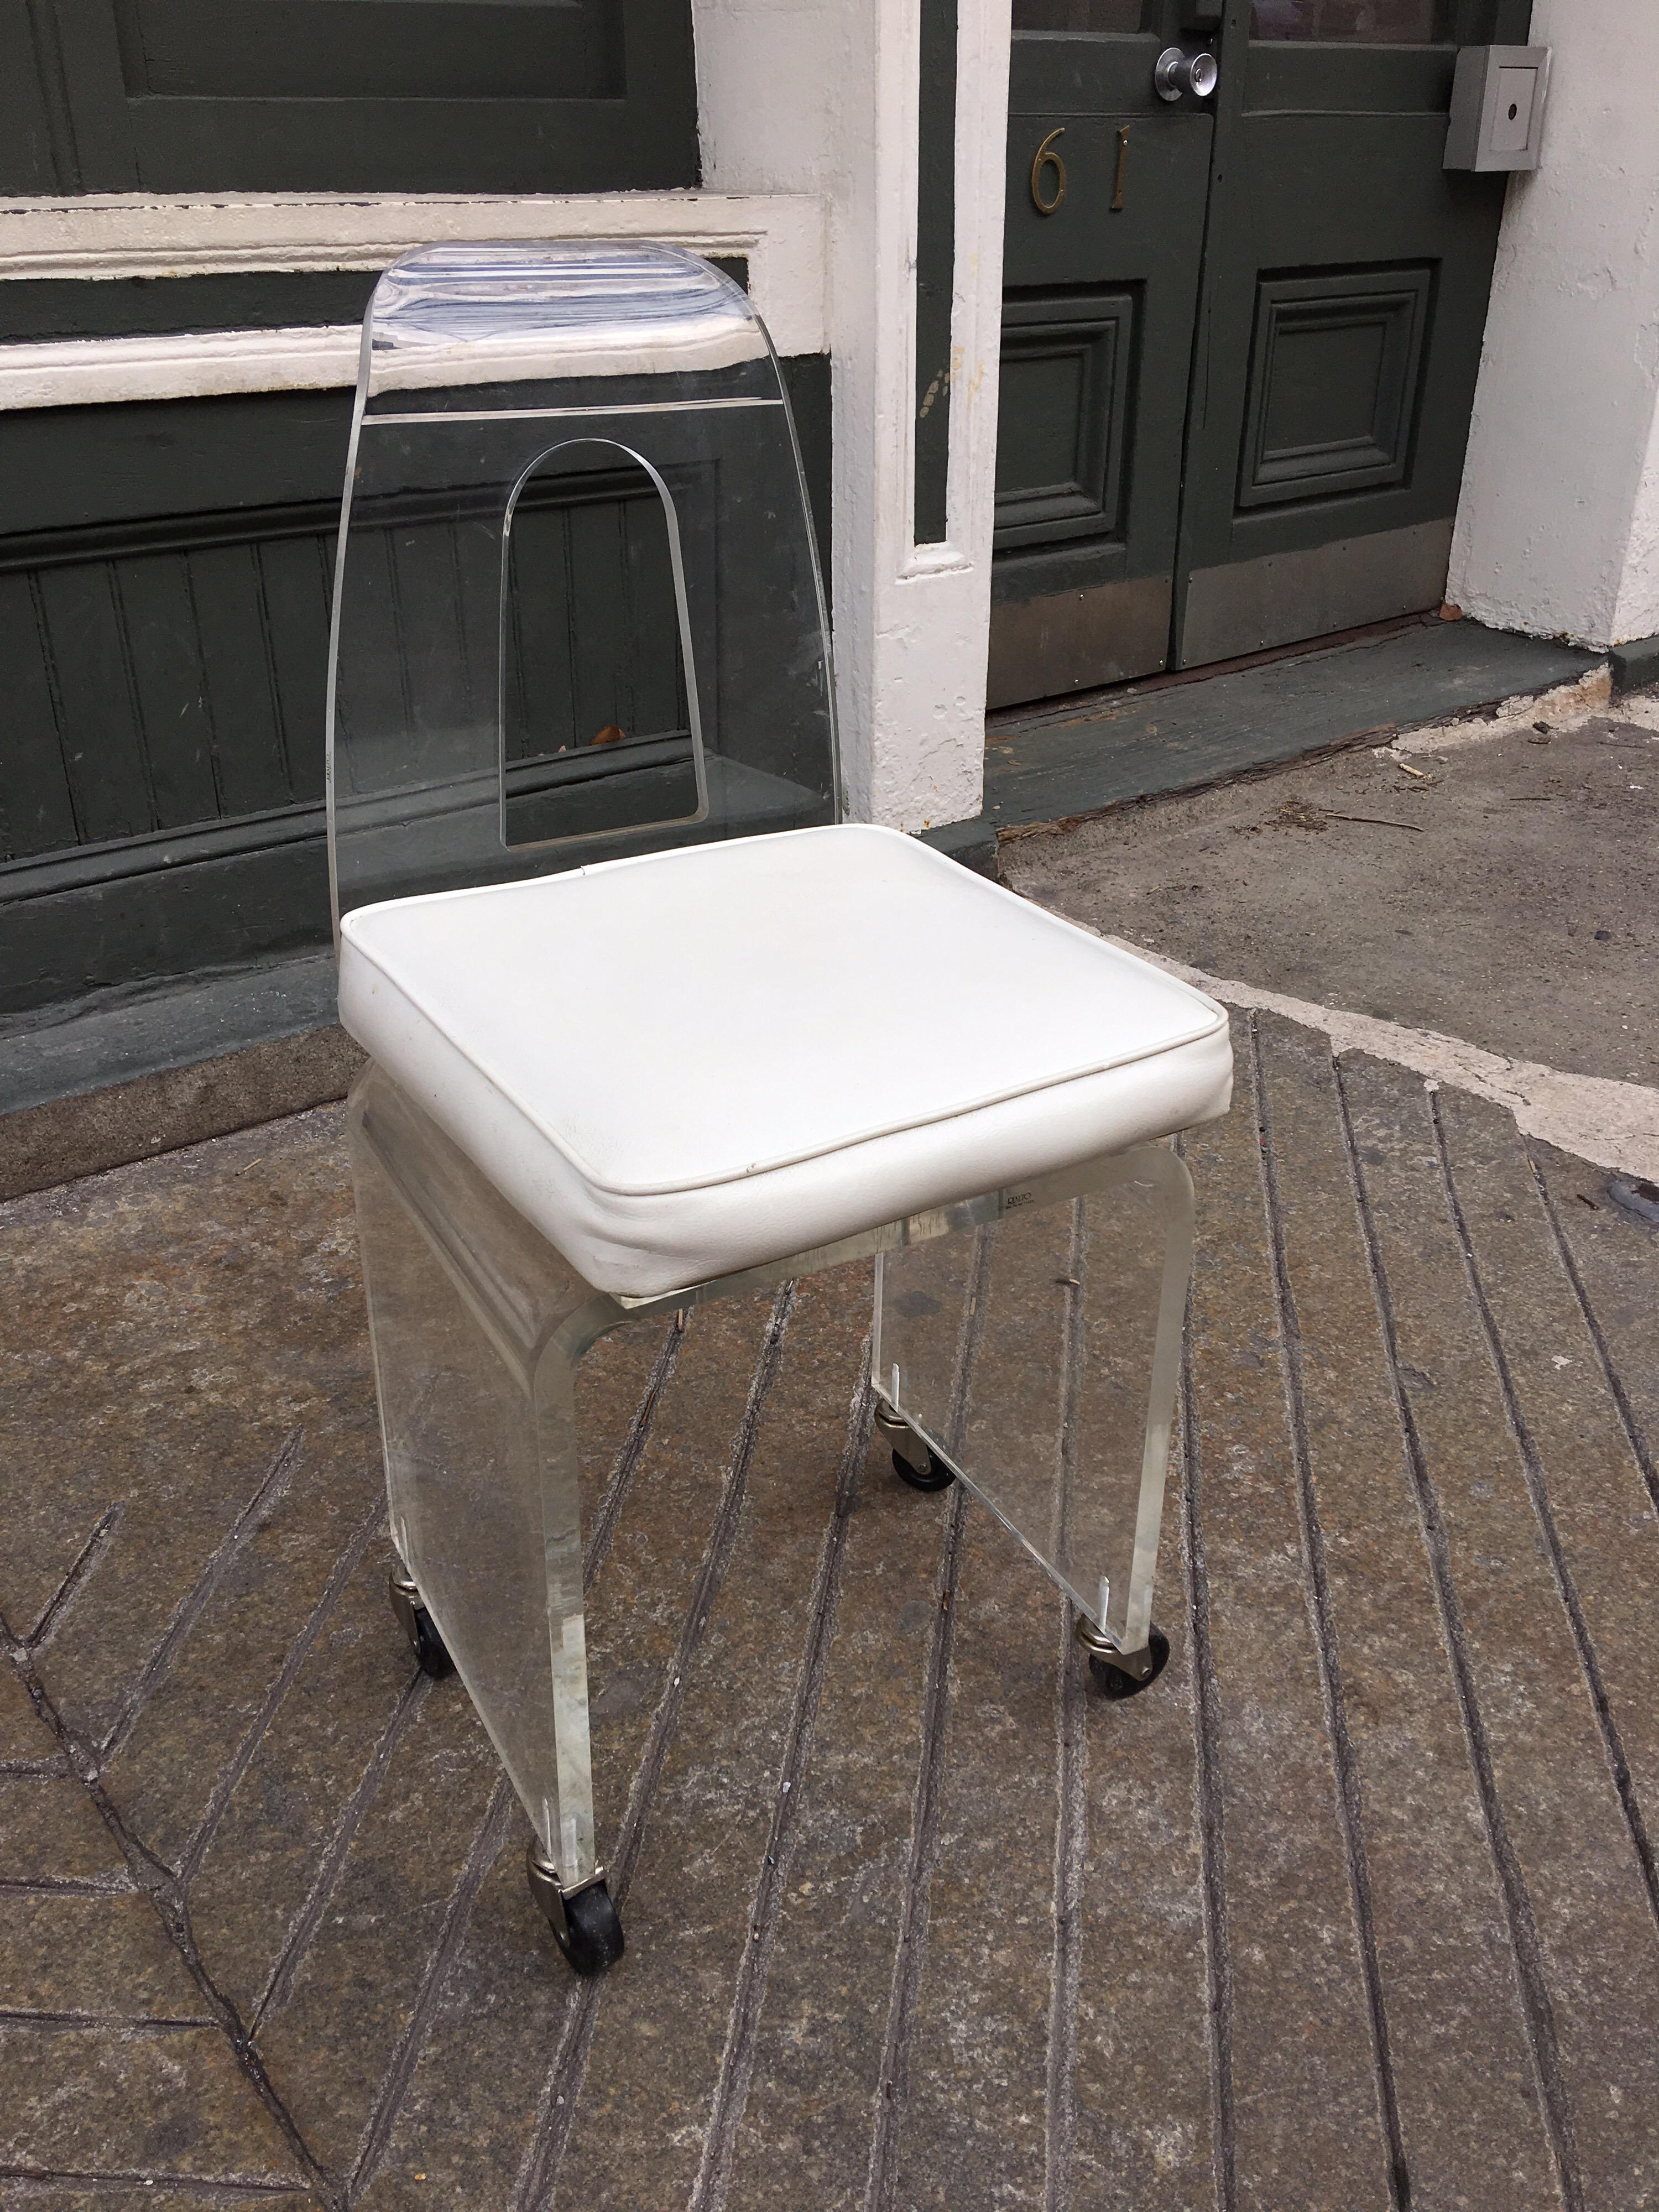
(2, 838, 331, 1019)
(8, 0, 698, 192)
(1, 522, 336, 865)
(0, 574, 81, 857)
(0, 263, 747, 343)
(0, 0, 70, 190)
(0, 353, 832, 1018)
(116, 554, 226, 827)
(0, 392, 354, 538)
(118, 0, 622, 101)
(0, 272, 381, 342)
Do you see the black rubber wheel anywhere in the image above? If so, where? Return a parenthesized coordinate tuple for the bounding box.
(409, 1605, 455, 1681)
(549, 1881, 626, 1978)
(1088, 1624, 1170, 1701)
(390, 1571, 456, 1680)
(892, 1446, 956, 1493)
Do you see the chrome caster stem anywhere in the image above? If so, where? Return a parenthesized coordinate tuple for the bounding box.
(1074, 1612, 1170, 1700)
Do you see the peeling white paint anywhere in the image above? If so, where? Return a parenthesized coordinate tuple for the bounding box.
(1376, 663, 1613, 761)
(1611, 690, 1659, 734)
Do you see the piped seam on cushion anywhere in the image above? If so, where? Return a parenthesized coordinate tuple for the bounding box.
(339, 936, 1229, 1199)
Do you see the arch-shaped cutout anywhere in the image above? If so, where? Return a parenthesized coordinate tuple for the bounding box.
(498, 436, 708, 850)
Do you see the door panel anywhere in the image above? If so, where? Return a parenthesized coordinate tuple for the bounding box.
(1249, 0, 1453, 37)
(1235, 267, 1431, 508)
(995, 289, 1136, 545)
(992, 6, 1214, 706)
(1245, 42, 1458, 106)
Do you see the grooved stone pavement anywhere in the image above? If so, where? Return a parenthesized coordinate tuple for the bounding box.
(3, 1014, 1657, 2209)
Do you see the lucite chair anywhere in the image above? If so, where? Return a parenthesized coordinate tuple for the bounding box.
(327, 241, 1232, 1975)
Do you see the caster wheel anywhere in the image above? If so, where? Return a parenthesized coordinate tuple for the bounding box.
(553, 1881, 625, 1978)
(891, 1446, 956, 1493)
(1088, 1625, 1170, 1701)
(408, 1607, 455, 1680)
(528, 1846, 625, 1977)
(389, 1569, 454, 1680)
(874, 1405, 954, 1493)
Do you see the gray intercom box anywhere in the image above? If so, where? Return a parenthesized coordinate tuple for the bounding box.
(1445, 46, 1550, 173)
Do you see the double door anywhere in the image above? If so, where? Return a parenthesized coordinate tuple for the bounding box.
(990, 0, 1531, 709)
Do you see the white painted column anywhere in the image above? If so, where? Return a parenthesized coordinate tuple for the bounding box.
(693, 0, 1011, 828)
(1448, 0, 1659, 650)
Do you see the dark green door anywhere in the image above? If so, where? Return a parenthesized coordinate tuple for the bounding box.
(991, 0, 1214, 708)
(993, 0, 1531, 709)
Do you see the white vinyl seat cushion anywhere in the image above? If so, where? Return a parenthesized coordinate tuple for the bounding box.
(338, 823, 1232, 1299)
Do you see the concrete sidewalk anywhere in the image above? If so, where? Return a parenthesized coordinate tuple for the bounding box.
(1001, 698, 1658, 1102)
(4, 1004, 1658, 2208)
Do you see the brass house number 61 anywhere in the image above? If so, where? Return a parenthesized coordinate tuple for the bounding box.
(1030, 126, 1066, 215)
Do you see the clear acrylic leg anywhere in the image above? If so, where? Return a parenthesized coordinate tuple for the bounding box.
(872, 1145, 1193, 1657)
(347, 1066, 614, 1888)
(350, 1058, 1195, 1910)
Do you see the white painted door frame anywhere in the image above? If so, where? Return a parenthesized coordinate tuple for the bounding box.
(694, 0, 1013, 834)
